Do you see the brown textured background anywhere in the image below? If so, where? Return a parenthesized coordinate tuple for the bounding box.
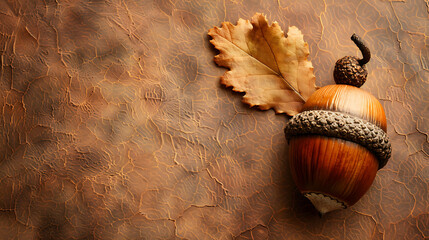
(0, 0, 428, 239)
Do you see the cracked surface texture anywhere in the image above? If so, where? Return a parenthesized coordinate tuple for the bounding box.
(0, 0, 427, 239)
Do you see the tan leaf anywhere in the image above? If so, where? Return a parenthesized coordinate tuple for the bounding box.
(208, 13, 317, 116)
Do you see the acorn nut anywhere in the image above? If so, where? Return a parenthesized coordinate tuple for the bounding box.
(284, 34, 391, 215)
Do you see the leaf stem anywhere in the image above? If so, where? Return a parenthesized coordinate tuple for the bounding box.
(279, 77, 306, 102)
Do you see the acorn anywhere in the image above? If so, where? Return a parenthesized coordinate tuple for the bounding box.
(333, 34, 370, 87)
(284, 34, 391, 214)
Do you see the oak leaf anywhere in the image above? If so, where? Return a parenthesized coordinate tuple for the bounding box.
(208, 13, 317, 116)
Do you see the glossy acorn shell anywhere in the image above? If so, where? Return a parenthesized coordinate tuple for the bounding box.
(303, 84, 386, 131)
(288, 84, 387, 213)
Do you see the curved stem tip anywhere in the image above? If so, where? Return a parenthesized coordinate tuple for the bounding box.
(351, 33, 371, 66)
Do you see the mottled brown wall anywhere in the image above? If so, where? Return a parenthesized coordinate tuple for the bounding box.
(0, 0, 427, 239)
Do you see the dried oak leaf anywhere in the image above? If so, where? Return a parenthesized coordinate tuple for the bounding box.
(208, 13, 317, 116)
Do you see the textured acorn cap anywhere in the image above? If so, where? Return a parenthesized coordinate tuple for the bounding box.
(334, 56, 367, 87)
(333, 34, 371, 88)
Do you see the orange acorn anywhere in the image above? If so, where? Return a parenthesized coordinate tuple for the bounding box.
(284, 34, 391, 214)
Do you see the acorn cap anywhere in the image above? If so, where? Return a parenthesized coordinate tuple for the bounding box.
(334, 34, 371, 88)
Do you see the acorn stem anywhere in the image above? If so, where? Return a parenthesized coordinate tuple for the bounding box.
(351, 33, 371, 66)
